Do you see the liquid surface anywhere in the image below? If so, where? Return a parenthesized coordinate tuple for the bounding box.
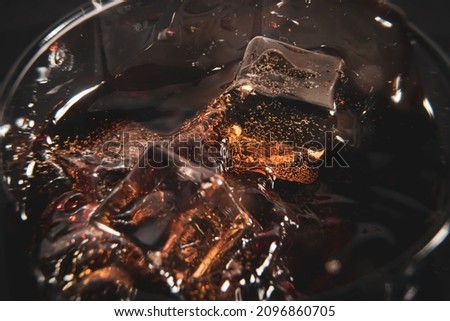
(0, 0, 446, 300)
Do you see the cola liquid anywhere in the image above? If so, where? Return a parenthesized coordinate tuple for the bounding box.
(1, 0, 448, 300)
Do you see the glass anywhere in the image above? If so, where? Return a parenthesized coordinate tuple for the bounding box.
(0, 0, 449, 300)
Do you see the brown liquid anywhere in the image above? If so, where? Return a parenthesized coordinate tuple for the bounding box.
(0, 0, 446, 300)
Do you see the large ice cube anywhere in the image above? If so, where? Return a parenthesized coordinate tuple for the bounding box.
(90, 145, 267, 297)
(234, 36, 344, 110)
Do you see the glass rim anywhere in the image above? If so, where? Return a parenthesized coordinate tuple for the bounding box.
(0, 0, 125, 112)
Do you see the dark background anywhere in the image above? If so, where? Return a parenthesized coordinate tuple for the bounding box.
(0, 0, 449, 300)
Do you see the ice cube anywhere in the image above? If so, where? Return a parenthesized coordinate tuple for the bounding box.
(234, 36, 344, 110)
(91, 145, 264, 296)
(179, 87, 334, 183)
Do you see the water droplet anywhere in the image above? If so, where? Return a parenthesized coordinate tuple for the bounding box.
(375, 16, 393, 29)
(20, 210, 28, 221)
(36, 67, 49, 84)
(0, 124, 11, 137)
(325, 259, 342, 275)
(423, 97, 435, 119)
(25, 161, 36, 178)
(220, 280, 231, 292)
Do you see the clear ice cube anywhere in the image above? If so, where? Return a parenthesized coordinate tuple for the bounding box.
(89, 145, 270, 298)
(234, 36, 344, 110)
